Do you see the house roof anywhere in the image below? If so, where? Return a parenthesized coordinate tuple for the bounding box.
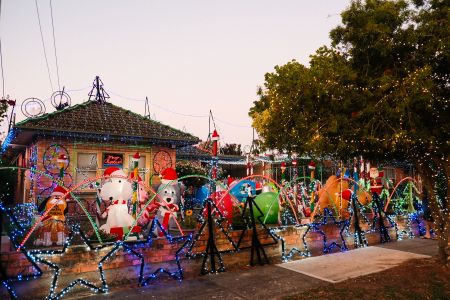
(11, 100, 199, 147)
(176, 145, 212, 159)
(177, 145, 248, 165)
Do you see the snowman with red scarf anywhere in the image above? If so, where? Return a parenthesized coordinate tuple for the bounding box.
(98, 167, 141, 240)
(154, 168, 180, 236)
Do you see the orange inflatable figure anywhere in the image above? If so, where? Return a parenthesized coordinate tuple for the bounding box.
(34, 186, 70, 246)
(311, 175, 372, 220)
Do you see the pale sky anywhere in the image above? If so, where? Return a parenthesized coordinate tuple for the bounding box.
(0, 0, 351, 145)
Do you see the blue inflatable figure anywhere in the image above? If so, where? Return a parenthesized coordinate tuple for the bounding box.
(230, 180, 256, 202)
(194, 185, 210, 206)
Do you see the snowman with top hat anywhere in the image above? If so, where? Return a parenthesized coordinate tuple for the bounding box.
(98, 167, 141, 240)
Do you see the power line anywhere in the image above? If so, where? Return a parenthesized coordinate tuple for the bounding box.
(35, 0, 54, 92)
(108, 90, 208, 118)
(49, 0, 61, 91)
(0, 0, 5, 98)
(107, 89, 253, 128)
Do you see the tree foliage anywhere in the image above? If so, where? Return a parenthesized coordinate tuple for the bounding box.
(249, 0, 449, 263)
(220, 143, 242, 156)
(0, 101, 14, 203)
(0, 101, 7, 141)
(175, 161, 209, 188)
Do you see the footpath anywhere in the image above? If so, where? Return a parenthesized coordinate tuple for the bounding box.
(68, 238, 438, 300)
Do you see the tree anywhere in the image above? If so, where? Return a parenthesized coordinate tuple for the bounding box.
(249, 0, 449, 264)
(175, 161, 209, 188)
(220, 143, 242, 156)
(0, 100, 14, 203)
(0, 101, 7, 140)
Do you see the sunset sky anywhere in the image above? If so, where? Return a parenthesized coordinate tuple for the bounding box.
(0, 0, 351, 145)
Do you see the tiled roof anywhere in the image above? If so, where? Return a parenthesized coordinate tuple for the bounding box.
(14, 100, 199, 144)
(177, 145, 248, 164)
(176, 145, 211, 158)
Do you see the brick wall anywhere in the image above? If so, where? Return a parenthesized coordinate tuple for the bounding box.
(1, 217, 423, 279)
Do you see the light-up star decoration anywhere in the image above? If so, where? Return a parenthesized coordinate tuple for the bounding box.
(0, 203, 43, 300)
(275, 224, 311, 262)
(302, 208, 350, 254)
(28, 224, 107, 299)
(140, 219, 192, 286)
(98, 218, 192, 288)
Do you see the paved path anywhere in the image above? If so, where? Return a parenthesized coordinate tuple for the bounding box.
(278, 246, 430, 283)
(70, 238, 437, 300)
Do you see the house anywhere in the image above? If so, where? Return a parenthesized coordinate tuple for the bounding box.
(2, 100, 199, 218)
(176, 145, 248, 177)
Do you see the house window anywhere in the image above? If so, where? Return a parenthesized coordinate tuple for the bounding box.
(128, 155, 147, 179)
(76, 153, 98, 187)
(383, 167, 396, 182)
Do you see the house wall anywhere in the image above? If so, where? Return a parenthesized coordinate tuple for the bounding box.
(19, 138, 176, 207)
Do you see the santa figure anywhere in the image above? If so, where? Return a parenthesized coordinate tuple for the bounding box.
(155, 168, 180, 235)
(34, 186, 70, 246)
(369, 167, 384, 195)
(98, 167, 141, 240)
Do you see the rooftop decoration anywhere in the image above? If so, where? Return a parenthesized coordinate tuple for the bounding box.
(88, 76, 110, 104)
(51, 87, 71, 111)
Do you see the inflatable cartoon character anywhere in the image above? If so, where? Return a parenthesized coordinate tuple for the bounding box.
(34, 186, 70, 246)
(98, 167, 141, 240)
(311, 175, 372, 220)
(154, 168, 180, 235)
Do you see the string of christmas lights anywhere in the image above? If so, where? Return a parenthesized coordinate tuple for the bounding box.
(0, 203, 44, 300)
(28, 224, 109, 299)
(302, 208, 349, 254)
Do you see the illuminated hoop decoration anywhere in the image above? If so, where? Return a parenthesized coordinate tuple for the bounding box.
(21, 98, 46, 118)
(43, 144, 71, 175)
(152, 150, 173, 174)
(35, 173, 73, 200)
(35, 144, 72, 200)
(51, 88, 71, 111)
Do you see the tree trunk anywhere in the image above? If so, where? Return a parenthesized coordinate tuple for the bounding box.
(417, 161, 449, 266)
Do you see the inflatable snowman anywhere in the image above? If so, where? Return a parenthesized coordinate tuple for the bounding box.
(98, 167, 141, 240)
(34, 186, 70, 246)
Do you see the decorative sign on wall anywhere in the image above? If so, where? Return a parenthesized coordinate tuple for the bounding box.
(103, 153, 123, 168)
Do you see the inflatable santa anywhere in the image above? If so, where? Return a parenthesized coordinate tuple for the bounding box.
(369, 167, 384, 195)
(34, 186, 70, 246)
(98, 167, 141, 240)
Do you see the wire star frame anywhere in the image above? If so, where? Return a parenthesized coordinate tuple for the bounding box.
(28, 224, 108, 299)
(0, 203, 43, 300)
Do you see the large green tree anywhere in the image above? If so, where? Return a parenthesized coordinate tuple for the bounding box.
(250, 0, 449, 263)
